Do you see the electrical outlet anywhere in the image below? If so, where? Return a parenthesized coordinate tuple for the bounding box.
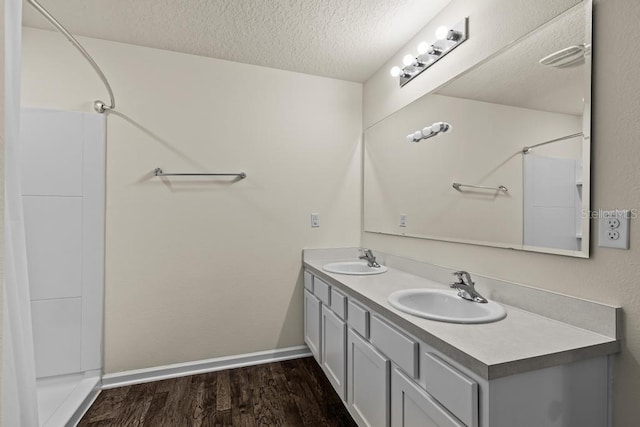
(311, 213, 320, 228)
(598, 210, 630, 249)
(607, 230, 620, 240)
(606, 218, 620, 229)
(399, 214, 407, 227)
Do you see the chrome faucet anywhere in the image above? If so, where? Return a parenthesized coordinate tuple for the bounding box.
(450, 271, 487, 303)
(359, 248, 381, 268)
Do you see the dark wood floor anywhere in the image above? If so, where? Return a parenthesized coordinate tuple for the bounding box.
(79, 357, 357, 426)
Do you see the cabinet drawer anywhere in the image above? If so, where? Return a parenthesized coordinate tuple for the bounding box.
(370, 315, 418, 378)
(421, 352, 478, 427)
(313, 277, 331, 305)
(347, 300, 369, 338)
(304, 270, 314, 292)
(330, 289, 347, 319)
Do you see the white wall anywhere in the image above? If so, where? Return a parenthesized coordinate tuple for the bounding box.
(362, 0, 640, 425)
(21, 28, 362, 374)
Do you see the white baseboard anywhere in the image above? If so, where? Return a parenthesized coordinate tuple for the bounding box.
(101, 345, 312, 389)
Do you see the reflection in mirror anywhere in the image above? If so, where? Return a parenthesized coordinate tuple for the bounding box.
(364, 0, 591, 257)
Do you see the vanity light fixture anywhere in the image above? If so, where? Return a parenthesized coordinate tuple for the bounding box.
(425, 45, 443, 56)
(406, 122, 452, 143)
(390, 17, 469, 87)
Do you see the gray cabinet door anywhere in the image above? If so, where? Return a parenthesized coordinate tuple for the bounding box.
(322, 305, 347, 400)
(304, 290, 322, 363)
(347, 329, 390, 427)
(391, 367, 464, 427)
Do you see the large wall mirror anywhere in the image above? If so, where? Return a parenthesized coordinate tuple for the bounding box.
(364, 1, 592, 258)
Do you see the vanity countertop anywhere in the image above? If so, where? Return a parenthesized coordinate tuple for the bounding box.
(304, 256, 620, 380)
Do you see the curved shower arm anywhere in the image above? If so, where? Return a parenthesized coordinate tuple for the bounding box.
(26, 0, 115, 113)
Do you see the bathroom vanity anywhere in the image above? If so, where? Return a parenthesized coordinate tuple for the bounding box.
(303, 248, 620, 427)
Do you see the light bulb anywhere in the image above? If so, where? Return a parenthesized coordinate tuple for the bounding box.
(431, 122, 445, 133)
(406, 133, 416, 143)
(413, 131, 423, 141)
(421, 127, 434, 138)
(403, 54, 416, 66)
(431, 122, 452, 133)
(417, 42, 430, 55)
(435, 25, 449, 40)
(390, 66, 402, 77)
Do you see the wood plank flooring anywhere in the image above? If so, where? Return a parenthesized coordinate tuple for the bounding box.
(79, 357, 357, 426)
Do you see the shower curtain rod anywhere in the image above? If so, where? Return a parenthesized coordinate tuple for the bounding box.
(522, 132, 584, 154)
(26, 0, 115, 113)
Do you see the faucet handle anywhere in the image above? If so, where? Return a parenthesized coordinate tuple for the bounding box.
(450, 272, 463, 289)
(452, 271, 465, 282)
(452, 271, 474, 285)
(360, 248, 375, 258)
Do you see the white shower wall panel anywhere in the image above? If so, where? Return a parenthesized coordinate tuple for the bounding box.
(23, 196, 83, 300)
(523, 155, 581, 251)
(80, 112, 106, 372)
(21, 108, 105, 379)
(31, 298, 82, 377)
(20, 110, 84, 196)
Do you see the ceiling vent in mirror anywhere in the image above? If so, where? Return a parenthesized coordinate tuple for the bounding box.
(539, 44, 588, 68)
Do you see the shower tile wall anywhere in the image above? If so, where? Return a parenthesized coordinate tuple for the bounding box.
(20, 109, 105, 378)
(523, 155, 582, 251)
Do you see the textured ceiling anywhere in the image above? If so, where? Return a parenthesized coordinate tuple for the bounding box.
(437, 5, 588, 115)
(23, 0, 452, 82)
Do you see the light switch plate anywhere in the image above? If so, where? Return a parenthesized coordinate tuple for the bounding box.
(399, 214, 407, 227)
(598, 210, 630, 249)
(311, 213, 320, 228)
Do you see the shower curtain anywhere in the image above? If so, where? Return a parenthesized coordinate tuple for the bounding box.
(2, 0, 40, 425)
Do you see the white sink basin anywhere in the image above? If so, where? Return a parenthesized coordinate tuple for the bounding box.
(388, 288, 506, 324)
(323, 261, 388, 275)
